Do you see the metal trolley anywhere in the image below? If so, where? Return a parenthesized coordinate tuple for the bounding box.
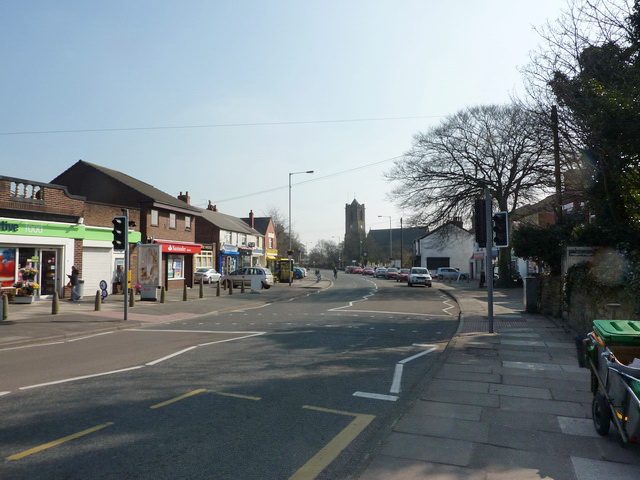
(584, 320, 640, 443)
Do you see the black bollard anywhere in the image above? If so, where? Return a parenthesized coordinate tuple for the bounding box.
(160, 286, 166, 303)
(199, 281, 204, 299)
(2, 294, 8, 320)
(95, 290, 101, 311)
(216, 281, 221, 297)
(183, 284, 188, 301)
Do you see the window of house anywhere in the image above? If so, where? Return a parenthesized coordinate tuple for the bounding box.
(169, 213, 176, 229)
(269, 236, 274, 249)
(151, 209, 159, 226)
(241, 234, 247, 246)
(225, 231, 232, 243)
(185, 215, 191, 231)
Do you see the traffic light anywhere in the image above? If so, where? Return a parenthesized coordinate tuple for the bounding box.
(112, 216, 127, 250)
(473, 199, 487, 248)
(492, 212, 509, 247)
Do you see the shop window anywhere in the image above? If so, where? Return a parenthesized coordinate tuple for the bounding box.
(169, 213, 176, 229)
(167, 254, 184, 279)
(151, 209, 159, 226)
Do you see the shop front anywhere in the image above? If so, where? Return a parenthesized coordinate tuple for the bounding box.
(219, 244, 239, 274)
(1, 218, 141, 302)
(153, 240, 202, 290)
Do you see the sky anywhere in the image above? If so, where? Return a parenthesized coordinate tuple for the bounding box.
(1, 0, 569, 250)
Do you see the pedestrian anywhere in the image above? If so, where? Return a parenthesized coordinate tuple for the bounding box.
(67, 266, 80, 301)
(333, 266, 338, 279)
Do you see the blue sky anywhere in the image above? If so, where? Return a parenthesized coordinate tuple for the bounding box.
(1, 1, 567, 249)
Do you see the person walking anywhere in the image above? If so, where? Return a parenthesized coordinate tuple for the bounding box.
(68, 266, 80, 301)
(333, 266, 338, 280)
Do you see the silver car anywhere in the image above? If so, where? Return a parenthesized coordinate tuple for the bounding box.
(193, 268, 221, 284)
(222, 267, 274, 289)
(408, 267, 433, 287)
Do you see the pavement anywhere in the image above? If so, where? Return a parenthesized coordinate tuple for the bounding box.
(0, 275, 331, 348)
(357, 281, 640, 480)
(2, 275, 640, 479)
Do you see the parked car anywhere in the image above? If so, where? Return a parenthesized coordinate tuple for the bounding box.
(435, 267, 469, 281)
(396, 268, 410, 282)
(193, 268, 221, 284)
(222, 267, 274, 289)
(353, 266, 363, 274)
(408, 267, 432, 287)
(293, 267, 305, 279)
(385, 267, 399, 280)
(363, 266, 376, 276)
(374, 267, 387, 278)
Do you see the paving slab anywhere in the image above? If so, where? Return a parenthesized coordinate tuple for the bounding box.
(489, 383, 552, 400)
(438, 363, 495, 374)
(571, 456, 640, 480)
(436, 369, 501, 384)
(429, 378, 490, 394)
(481, 408, 562, 433)
(557, 417, 600, 438)
(408, 400, 483, 421)
(422, 389, 500, 408)
(359, 456, 485, 480)
(394, 412, 490, 443)
(379, 432, 474, 467)
(470, 444, 576, 480)
(499, 396, 590, 417)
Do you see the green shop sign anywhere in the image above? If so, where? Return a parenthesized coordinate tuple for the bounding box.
(0, 220, 141, 243)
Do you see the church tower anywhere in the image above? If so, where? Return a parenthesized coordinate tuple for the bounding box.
(344, 199, 365, 265)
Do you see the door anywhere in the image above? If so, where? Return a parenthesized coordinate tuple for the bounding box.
(82, 247, 112, 296)
(40, 250, 58, 296)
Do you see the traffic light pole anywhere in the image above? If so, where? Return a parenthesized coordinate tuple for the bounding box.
(484, 188, 494, 333)
(122, 209, 129, 321)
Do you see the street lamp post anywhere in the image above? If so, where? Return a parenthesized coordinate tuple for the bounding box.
(378, 215, 392, 265)
(289, 170, 314, 285)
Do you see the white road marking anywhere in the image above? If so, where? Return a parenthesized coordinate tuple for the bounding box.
(353, 391, 398, 402)
(146, 346, 198, 365)
(0, 391, 11, 396)
(0, 341, 65, 352)
(20, 366, 145, 390)
(390, 346, 438, 394)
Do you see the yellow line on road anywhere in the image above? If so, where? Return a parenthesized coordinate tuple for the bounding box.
(150, 389, 208, 409)
(7, 422, 114, 461)
(289, 406, 375, 480)
(213, 391, 261, 401)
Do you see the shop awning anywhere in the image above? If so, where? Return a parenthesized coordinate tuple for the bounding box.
(153, 240, 202, 254)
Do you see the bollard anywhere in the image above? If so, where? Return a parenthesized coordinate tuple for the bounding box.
(228, 281, 233, 295)
(129, 288, 135, 307)
(52, 291, 59, 315)
(241, 281, 245, 293)
(2, 294, 8, 320)
(222, 280, 227, 290)
(216, 280, 221, 297)
(183, 284, 188, 301)
(94, 290, 101, 311)
(199, 281, 204, 299)
(160, 286, 166, 303)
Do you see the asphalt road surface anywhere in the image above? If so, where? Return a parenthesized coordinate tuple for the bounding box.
(0, 272, 460, 479)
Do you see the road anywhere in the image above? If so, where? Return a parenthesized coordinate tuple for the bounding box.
(0, 273, 460, 479)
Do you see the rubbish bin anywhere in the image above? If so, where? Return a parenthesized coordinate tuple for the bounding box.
(76, 279, 85, 300)
(524, 276, 540, 313)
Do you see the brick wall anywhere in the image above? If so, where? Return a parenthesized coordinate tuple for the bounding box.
(0, 177, 85, 217)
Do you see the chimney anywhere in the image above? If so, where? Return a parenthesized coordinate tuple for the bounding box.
(207, 201, 218, 212)
(249, 210, 255, 228)
(178, 191, 191, 205)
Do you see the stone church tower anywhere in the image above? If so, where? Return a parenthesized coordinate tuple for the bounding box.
(344, 199, 366, 265)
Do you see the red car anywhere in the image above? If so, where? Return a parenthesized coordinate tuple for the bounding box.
(353, 266, 363, 274)
(396, 268, 411, 282)
(385, 267, 399, 280)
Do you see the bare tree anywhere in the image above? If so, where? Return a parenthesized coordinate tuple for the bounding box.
(262, 205, 305, 258)
(387, 104, 556, 229)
